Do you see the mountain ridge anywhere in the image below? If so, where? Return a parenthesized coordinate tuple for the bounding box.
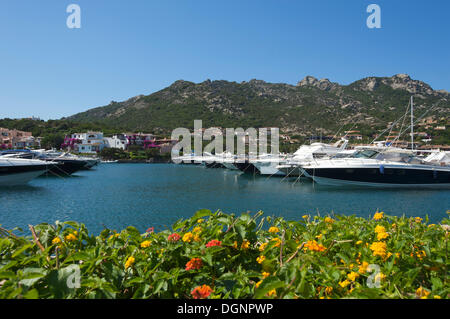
(66, 74, 449, 136)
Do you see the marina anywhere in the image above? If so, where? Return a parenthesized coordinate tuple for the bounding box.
(1, 162, 449, 235)
(1, 0, 449, 301)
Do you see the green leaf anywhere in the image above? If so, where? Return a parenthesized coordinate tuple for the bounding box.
(192, 209, 212, 221)
(12, 244, 33, 258)
(254, 277, 285, 299)
(23, 288, 39, 299)
(0, 271, 16, 279)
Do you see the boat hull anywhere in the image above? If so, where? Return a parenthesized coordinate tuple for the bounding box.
(303, 167, 450, 187)
(234, 162, 260, 174)
(0, 166, 49, 186)
(205, 162, 226, 169)
(44, 159, 88, 176)
(222, 162, 238, 170)
(277, 165, 305, 177)
(253, 162, 284, 176)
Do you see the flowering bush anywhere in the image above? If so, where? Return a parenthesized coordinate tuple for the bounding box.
(0, 209, 448, 299)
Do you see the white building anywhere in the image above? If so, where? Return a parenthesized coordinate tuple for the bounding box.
(104, 134, 128, 150)
(71, 132, 105, 154)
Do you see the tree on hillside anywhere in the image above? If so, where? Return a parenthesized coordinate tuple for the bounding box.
(40, 134, 64, 150)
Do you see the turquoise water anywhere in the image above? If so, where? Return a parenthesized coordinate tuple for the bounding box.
(1, 163, 449, 234)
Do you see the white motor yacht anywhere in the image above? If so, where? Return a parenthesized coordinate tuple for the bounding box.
(0, 157, 57, 186)
(298, 149, 450, 187)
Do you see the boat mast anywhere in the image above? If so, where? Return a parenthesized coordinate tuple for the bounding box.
(410, 96, 414, 150)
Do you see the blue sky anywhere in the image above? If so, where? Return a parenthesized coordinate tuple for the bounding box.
(0, 0, 449, 119)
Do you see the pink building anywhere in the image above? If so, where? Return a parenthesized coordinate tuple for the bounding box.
(0, 128, 35, 149)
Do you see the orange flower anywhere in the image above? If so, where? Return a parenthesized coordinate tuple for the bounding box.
(304, 240, 326, 252)
(185, 258, 203, 271)
(241, 240, 250, 250)
(271, 238, 282, 248)
(191, 285, 213, 299)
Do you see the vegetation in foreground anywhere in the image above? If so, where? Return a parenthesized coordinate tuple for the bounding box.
(0, 210, 448, 299)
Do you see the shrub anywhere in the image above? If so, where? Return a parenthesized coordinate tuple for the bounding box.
(0, 210, 448, 299)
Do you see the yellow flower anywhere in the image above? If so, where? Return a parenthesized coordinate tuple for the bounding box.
(125, 256, 135, 269)
(267, 289, 277, 297)
(356, 240, 363, 245)
(415, 217, 423, 223)
(374, 273, 386, 282)
(255, 280, 263, 288)
(416, 287, 430, 298)
(415, 250, 426, 260)
(256, 255, 266, 264)
(182, 232, 194, 242)
(302, 215, 309, 219)
(324, 217, 334, 224)
(377, 231, 389, 241)
(241, 240, 250, 250)
(262, 271, 270, 278)
(193, 226, 202, 234)
(374, 225, 386, 233)
(433, 295, 441, 299)
(193, 234, 201, 242)
(197, 219, 204, 223)
(325, 286, 333, 295)
(109, 233, 119, 240)
(358, 261, 369, 274)
(347, 272, 359, 281)
(373, 212, 384, 220)
(259, 242, 268, 252)
(233, 241, 238, 249)
(375, 225, 389, 240)
(65, 233, 77, 242)
(140, 240, 151, 248)
(370, 241, 387, 258)
(339, 280, 350, 288)
(52, 237, 62, 245)
(268, 226, 279, 233)
(316, 234, 323, 240)
(271, 237, 282, 248)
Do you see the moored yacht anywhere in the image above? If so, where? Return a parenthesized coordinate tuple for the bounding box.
(0, 157, 57, 186)
(299, 149, 450, 187)
(275, 139, 350, 177)
(3, 150, 90, 176)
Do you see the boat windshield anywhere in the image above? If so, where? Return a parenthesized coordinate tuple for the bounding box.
(352, 150, 379, 159)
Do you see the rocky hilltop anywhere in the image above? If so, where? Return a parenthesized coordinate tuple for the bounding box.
(67, 74, 449, 136)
